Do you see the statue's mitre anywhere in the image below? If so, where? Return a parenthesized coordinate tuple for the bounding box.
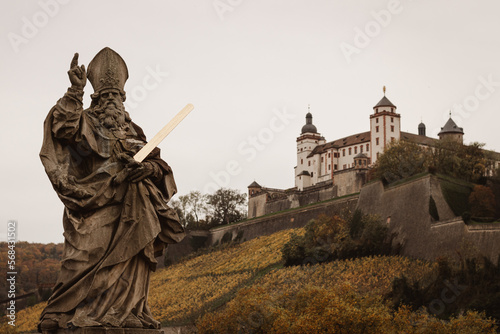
(87, 47, 128, 93)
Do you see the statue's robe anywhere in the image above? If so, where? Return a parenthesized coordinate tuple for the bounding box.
(39, 88, 185, 329)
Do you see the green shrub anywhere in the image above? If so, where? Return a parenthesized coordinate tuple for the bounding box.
(221, 231, 233, 244)
(235, 230, 245, 242)
(281, 213, 393, 266)
(389, 255, 500, 322)
(348, 209, 364, 239)
(190, 235, 208, 252)
(281, 233, 307, 266)
(358, 215, 391, 256)
(462, 211, 472, 224)
(469, 185, 496, 218)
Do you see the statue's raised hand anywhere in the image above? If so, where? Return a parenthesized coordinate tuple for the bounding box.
(68, 53, 86, 89)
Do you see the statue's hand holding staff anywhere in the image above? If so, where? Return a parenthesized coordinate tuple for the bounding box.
(115, 153, 154, 184)
(68, 53, 86, 90)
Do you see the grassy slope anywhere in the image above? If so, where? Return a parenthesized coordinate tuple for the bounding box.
(11, 228, 437, 333)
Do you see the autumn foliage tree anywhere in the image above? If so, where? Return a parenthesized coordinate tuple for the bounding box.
(281, 213, 393, 266)
(170, 190, 208, 229)
(430, 140, 486, 183)
(171, 188, 247, 229)
(0, 242, 63, 303)
(373, 139, 488, 185)
(372, 140, 430, 183)
(206, 188, 247, 226)
(468, 185, 496, 218)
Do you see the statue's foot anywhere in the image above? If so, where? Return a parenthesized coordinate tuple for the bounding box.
(123, 314, 144, 328)
(40, 318, 59, 331)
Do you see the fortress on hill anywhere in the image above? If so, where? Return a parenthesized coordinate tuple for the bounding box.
(247, 89, 500, 219)
(166, 89, 500, 265)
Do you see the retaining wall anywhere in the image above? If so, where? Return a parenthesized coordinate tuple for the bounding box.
(165, 194, 359, 264)
(356, 174, 500, 262)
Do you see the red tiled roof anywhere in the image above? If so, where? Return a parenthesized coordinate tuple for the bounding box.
(400, 132, 438, 146)
(307, 131, 370, 157)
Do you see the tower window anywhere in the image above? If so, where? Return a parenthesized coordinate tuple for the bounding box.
(366, 144, 369, 151)
(328, 165, 331, 171)
(334, 164, 338, 170)
(301, 159, 303, 164)
(321, 157, 324, 162)
(349, 148, 352, 155)
(376, 126, 379, 133)
(343, 149, 345, 157)
(360, 146, 363, 153)
(376, 138, 379, 145)
(354, 146, 357, 154)
(308, 161, 311, 166)
(391, 117, 394, 122)
(376, 118, 379, 123)
(391, 125, 394, 132)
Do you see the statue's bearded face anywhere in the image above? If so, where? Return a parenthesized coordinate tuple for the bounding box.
(93, 89, 131, 129)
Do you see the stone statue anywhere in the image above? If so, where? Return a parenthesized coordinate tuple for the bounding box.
(38, 48, 185, 332)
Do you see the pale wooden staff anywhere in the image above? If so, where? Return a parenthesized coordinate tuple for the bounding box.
(133, 103, 194, 162)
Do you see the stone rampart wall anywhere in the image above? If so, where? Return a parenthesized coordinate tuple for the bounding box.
(356, 174, 500, 262)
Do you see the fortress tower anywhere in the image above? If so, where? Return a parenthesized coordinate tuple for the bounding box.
(438, 114, 464, 144)
(294, 108, 325, 190)
(369, 88, 401, 162)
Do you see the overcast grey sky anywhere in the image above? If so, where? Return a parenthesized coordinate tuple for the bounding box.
(1, 0, 499, 243)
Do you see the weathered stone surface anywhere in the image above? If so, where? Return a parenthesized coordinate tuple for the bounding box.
(38, 48, 185, 331)
(163, 325, 198, 334)
(47, 328, 165, 334)
(356, 174, 500, 262)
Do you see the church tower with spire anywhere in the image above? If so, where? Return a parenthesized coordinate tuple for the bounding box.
(370, 87, 401, 162)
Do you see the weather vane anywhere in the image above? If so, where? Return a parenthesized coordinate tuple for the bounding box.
(383, 85, 386, 96)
